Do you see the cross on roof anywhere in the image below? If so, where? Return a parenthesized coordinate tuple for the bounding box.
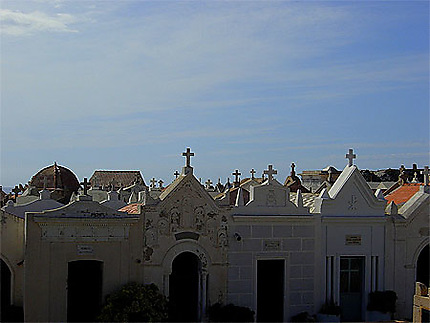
(12, 185, 20, 197)
(158, 179, 164, 188)
(174, 170, 180, 179)
(421, 166, 429, 186)
(232, 169, 241, 183)
(182, 147, 195, 167)
(109, 179, 116, 191)
(80, 178, 91, 195)
(250, 168, 256, 179)
(150, 178, 157, 188)
(263, 164, 277, 182)
(291, 162, 296, 176)
(205, 179, 213, 189)
(346, 148, 356, 166)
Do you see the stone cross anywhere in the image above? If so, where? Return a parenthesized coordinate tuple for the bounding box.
(80, 178, 91, 195)
(12, 185, 20, 198)
(232, 169, 241, 183)
(109, 179, 116, 191)
(174, 170, 180, 179)
(421, 166, 429, 186)
(264, 164, 277, 182)
(205, 179, 213, 189)
(346, 148, 356, 166)
(158, 179, 164, 188)
(182, 147, 194, 167)
(150, 178, 157, 188)
(250, 168, 256, 179)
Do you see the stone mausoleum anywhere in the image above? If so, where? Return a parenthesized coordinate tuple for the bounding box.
(1, 148, 429, 322)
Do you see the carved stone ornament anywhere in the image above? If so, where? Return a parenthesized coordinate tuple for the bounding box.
(266, 189, 277, 206)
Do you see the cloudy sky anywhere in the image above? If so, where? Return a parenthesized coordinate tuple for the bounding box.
(1, 1, 428, 187)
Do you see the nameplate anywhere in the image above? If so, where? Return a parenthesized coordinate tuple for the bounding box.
(263, 240, 281, 251)
(345, 235, 362, 245)
(77, 245, 94, 255)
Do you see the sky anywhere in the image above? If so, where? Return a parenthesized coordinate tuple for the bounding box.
(1, 0, 429, 187)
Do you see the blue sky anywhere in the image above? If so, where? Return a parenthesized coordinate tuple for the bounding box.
(1, 1, 429, 187)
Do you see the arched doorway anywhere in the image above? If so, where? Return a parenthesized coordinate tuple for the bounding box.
(169, 252, 201, 322)
(416, 244, 429, 286)
(67, 260, 103, 322)
(1, 259, 12, 321)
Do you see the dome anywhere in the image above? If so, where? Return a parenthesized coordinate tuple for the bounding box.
(29, 162, 80, 203)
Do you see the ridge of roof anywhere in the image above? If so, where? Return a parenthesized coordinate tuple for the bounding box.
(328, 165, 356, 199)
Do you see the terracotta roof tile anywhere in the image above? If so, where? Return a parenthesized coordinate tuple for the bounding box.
(385, 183, 422, 205)
(119, 203, 143, 214)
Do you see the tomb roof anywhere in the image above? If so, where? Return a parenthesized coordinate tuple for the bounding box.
(385, 183, 423, 206)
(30, 163, 80, 192)
(89, 170, 145, 189)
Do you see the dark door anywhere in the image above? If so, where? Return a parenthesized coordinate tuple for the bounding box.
(340, 257, 364, 322)
(257, 259, 284, 322)
(169, 252, 200, 322)
(67, 260, 103, 322)
(1, 259, 12, 321)
(416, 244, 429, 286)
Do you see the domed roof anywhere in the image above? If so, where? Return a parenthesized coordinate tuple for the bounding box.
(29, 163, 80, 203)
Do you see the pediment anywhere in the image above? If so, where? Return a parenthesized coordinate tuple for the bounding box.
(234, 180, 309, 215)
(316, 166, 386, 216)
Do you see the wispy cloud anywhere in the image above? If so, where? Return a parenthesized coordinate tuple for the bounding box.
(0, 9, 79, 35)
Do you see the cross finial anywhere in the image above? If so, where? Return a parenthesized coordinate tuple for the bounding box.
(291, 162, 296, 176)
(205, 179, 213, 189)
(264, 164, 277, 182)
(421, 166, 429, 186)
(250, 168, 256, 179)
(12, 185, 20, 198)
(158, 179, 164, 188)
(182, 147, 195, 167)
(150, 177, 157, 188)
(174, 170, 180, 179)
(80, 178, 91, 195)
(232, 169, 241, 183)
(346, 148, 356, 166)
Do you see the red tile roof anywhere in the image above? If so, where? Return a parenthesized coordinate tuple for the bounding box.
(385, 183, 422, 205)
(119, 203, 143, 214)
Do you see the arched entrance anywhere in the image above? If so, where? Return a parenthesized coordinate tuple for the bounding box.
(1, 259, 12, 321)
(169, 252, 201, 322)
(416, 244, 429, 286)
(67, 260, 103, 322)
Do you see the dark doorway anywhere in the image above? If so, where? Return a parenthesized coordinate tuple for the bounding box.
(416, 244, 429, 286)
(169, 252, 200, 322)
(1, 259, 12, 321)
(257, 259, 284, 322)
(340, 257, 364, 322)
(67, 260, 103, 322)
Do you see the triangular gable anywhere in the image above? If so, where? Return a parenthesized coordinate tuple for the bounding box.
(234, 179, 310, 215)
(314, 165, 386, 216)
(158, 173, 219, 214)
